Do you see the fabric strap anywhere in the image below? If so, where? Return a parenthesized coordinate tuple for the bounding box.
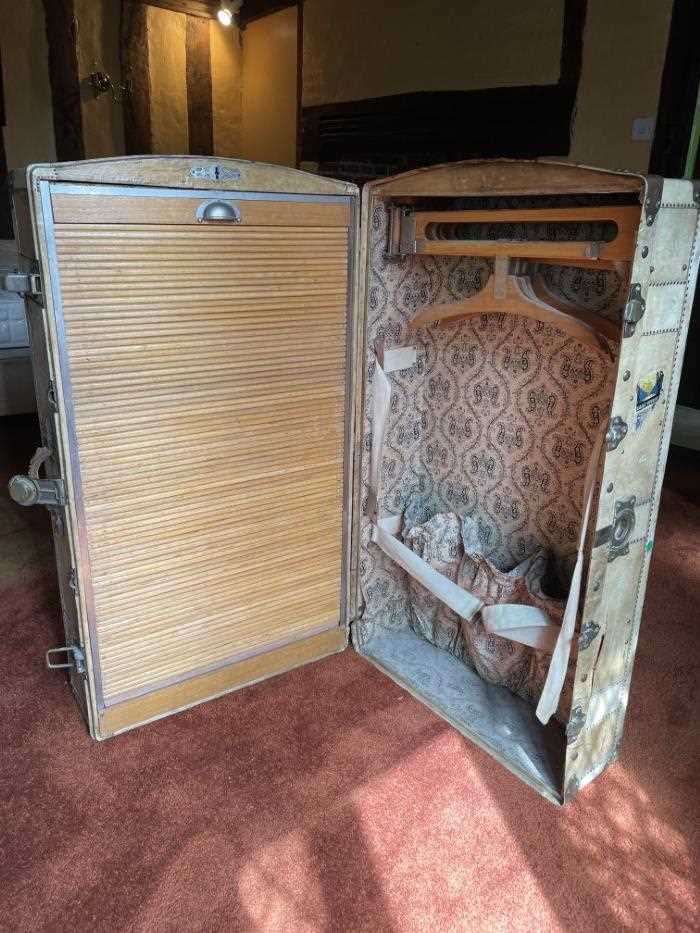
(534, 429, 604, 723)
(479, 604, 561, 652)
(372, 519, 484, 621)
(367, 344, 604, 724)
(366, 343, 396, 521)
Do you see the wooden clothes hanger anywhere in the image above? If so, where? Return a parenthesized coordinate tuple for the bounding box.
(407, 257, 620, 353)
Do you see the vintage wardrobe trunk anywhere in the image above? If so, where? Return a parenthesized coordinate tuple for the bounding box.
(8, 157, 698, 805)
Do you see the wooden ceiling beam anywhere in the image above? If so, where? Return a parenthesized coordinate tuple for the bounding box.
(239, 0, 297, 28)
(122, 1, 299, 27)
(123, 0, 219, 20)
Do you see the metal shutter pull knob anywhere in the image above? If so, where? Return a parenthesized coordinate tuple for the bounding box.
(195, 200, 242, 223)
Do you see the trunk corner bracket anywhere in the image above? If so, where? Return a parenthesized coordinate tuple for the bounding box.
(566, 706, 586, 744)
(605, 416, 628, 451)
(643, 176, 663, 226)
(623, 283, 645, 337)
(563, 775, 581, 804)
(579, 619, 601, 650)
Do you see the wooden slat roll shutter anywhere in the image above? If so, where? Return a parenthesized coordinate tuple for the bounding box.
(52, 199, 350, 707)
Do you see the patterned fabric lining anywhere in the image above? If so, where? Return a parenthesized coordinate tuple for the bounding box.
(357, 201, 620, 673)
(356, 627, 564, 794)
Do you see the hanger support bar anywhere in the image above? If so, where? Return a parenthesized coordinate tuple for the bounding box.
(387, 205, 640, 263)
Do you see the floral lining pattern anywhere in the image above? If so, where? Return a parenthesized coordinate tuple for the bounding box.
(357, 201, 620, 670)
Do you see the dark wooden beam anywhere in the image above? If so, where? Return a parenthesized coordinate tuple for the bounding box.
(295, 0, 303, 168)
(0, 149, 10, 240)
(126, 0, 219, 19)
(559, 0, 587, 89)
(42, 0, 85, 162)
(121, 1, 152, 154)
(650, 0, 700, 177)
(0, 47, 12, 239)
(653, 0, 700, 411)
(239, 0, 297, 28)
(186, 16, 213, 155)
(0, 46, 5, 128)
(301, 85, 576, 183)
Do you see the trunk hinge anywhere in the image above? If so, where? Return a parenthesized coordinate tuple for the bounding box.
(47, 380, 58, 411)
(643, 176, 663, 226)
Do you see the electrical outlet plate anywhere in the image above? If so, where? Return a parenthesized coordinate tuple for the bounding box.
(632, 117, 655, 142)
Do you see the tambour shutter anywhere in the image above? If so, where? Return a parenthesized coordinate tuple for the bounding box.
(28, 168, 357, 738)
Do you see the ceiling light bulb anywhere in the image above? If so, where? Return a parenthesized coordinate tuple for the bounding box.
(218, 5, 233, 26)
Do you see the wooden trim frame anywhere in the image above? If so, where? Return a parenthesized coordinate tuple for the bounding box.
(99, 627, 346, 737)
(49, 190, 350, 225)
(26, 155, 357, 195)
(365, 159, 644, 200)
(409, 205, 639, 262)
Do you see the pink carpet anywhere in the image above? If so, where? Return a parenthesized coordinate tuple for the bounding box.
(1, 414, 698, 932)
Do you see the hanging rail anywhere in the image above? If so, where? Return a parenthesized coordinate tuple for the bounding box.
(386, 205, 640, 264)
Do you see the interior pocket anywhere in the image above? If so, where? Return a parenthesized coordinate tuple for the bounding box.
(402, 510, 466, 658)
(402, 508, 575, 725)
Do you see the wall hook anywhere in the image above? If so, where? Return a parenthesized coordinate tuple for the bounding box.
(88, 71, 128, 104)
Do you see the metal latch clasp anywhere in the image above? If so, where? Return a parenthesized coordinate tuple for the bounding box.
(595, 496, 636, 561)
(8, 474, 65, 507)
(1, 271, 42, 297)
(46, 645, 86, 675)
(622, 283, 645, 337)
(7, 446, 65, 508)
(386, 206, 416, 257)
